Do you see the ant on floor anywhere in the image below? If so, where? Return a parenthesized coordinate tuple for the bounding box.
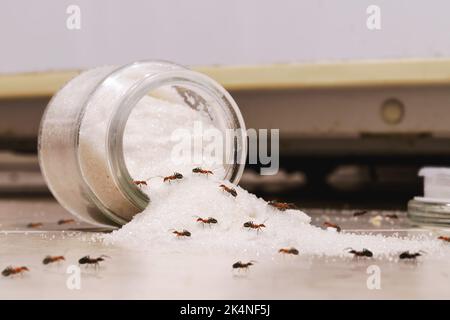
(278, 247, 299, 255)
(2, 266, 29, 277)
(43, 255, 65, 265)
(78, 255, 110, 268)
(346, 248, 373, 258)
(232, 261, 256, 271)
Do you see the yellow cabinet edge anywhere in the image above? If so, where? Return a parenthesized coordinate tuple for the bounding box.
(2, 59, 450, 99)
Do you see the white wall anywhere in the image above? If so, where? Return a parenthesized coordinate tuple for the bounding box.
(1, 0, 449, 73)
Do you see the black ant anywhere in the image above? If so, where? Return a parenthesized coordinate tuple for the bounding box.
(232, 261, 255, 271)
(385, 214, 399, 219)
(243, 221, 266, 233)
(27, 222, 43, 228)
(195, 216, 218, 226)
(278, 247, 299, 255)
(2, 266, 29, 277)
(172, 229, 191, 237)
(438, 236, 450, 243)
(163, 172, 183, 183)
(268, 201, 297, 211)
(324, 221, 341, 232)
(57, 219, 75, 225)
(346, 248, 373, 257)
(133, 180, 148, 187)
(220, 184, 237, 197)
(353, 210, 368, 217)
(43, 255, 65, 265)
(399, 251, 424, 260)
(78, 255, 110, 267)
(192, 167, 213, 176)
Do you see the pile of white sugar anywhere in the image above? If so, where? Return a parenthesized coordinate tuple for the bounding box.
(103, 93, 443, 258)
(104, 174, 442, 257)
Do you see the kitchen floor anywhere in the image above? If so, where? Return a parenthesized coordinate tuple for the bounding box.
(1, 198, 449, 299)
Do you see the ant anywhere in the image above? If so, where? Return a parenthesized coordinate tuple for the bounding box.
(399, 251, 424, 260)
(438, 236, 450, 243)
(57, 219, 75, 225)
(346, 248, 373, 257)
(43, 255, 65, 265)
(220, 184, 237, 197)
(353, 210, 368, 217)
(278, 247, 299, 255)
(323, 221, 341, 232)
(268, 201, 297, 211)
(133, 180, 147, 187)
(243, 221, 266, 233)
(195, 216, 218, 226)
(27, 222, 43, 228)
(232, 261, 256, 271)
(78, 255, 110, 267)
(172, 229, 191, 237)
(163, 172, 183, 183)
(385, 214, 399, 219)
(2, 266, 29, 277)
(192, 167, 213, 176)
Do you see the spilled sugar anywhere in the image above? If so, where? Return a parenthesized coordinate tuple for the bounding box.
(101, 93, 443, 257)
(103, 173, 442, 257)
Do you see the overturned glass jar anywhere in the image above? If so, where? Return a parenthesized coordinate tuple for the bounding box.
(38, 61, 247, 227)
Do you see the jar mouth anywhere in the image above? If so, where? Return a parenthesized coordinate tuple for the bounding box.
(105, 67, 247, 223)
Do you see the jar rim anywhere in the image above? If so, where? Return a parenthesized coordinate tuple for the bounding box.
(103, 63, 247, 224)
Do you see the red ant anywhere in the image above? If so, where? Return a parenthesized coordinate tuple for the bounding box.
(346, 248, 373, 257)
(133, 180, 147, 187)
(353, 210, 368, 217)
(243, 221, 266, 233)
(195, 216, 218, 226)
(220, 184, 237, 197)
(78, 255, 110, 267)
(172, 229, 191, 237)
(278, 247, 299, 255)
(163, 172, 183, 183)
(43, 255, 65, 265)
(27, 222, 43, 228)
(324, 221, 341, 232)
(438, 236, 450, 243)
(268, 201, 297, 211)
(232, 261, 256, 271)
(192, 167, 213, 176)
(399, 251, 424, 260)
(57, 219, 75, 225)
(2, 266, 29, 277)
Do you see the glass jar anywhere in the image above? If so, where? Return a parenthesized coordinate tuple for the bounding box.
(408, 199, 450, 227)
(38, 61, 247, 228)
(408, 167, 450, 228)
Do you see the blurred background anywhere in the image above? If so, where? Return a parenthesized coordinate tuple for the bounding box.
(2, 0, 450, 210)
